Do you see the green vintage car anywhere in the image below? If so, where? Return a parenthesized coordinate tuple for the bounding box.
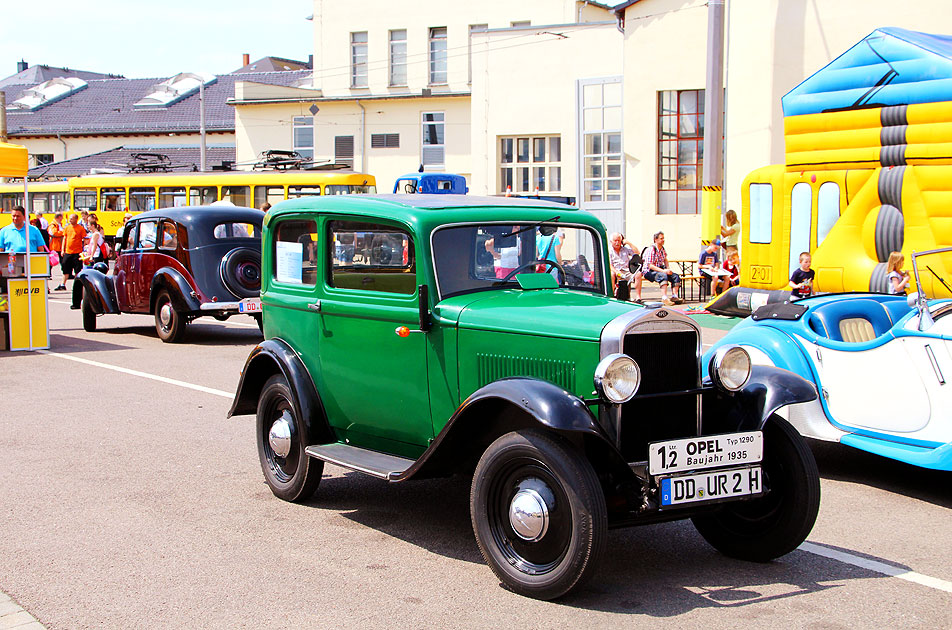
(229, 194, 821, 600)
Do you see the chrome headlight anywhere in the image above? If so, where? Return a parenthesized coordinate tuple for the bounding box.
(594, 353, 641, 404)
(710, 345, 752, 391)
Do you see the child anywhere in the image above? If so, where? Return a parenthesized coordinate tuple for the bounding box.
(886, 251, 910, 294)
(716, 251, 740, 295)
(789, 252, 814, 299)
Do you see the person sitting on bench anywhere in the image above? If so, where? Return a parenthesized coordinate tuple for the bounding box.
(642, 230, 682, 306)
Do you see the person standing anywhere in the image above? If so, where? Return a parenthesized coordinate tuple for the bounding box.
(0, 206, 48, 253)
(48, 212, 68, 290)
(886, 251, 910, 294)
(788, 252, 815, 299)
(62, 213, 87, 293)
(721, 209, 740, 255)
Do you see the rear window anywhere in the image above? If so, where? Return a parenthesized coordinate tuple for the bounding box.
(213, 222, 258, 239)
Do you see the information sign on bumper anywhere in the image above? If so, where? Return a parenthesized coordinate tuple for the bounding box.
(661, 466, 763, 506)
(238, 298, 262, 314)
(648, 431, 763, 475)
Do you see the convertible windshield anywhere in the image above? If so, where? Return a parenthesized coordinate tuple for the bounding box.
(432, 223, 605, 298)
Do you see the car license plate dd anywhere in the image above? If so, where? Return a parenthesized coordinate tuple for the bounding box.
(238, 299, 261, 314)
(648, 431, 763, 475)
(660, 466, 763, 507)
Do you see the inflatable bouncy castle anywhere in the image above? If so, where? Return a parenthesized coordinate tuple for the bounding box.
(740, 28, 952, 298)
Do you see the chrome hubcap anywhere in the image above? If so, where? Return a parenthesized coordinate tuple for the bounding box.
(509, 487, 549, 542)
(158, 303, 173, 329)
(268, 413, 293, 458)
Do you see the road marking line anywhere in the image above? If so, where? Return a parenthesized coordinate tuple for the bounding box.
(38, 350, 233, 399)
(800, 541, 952, 594)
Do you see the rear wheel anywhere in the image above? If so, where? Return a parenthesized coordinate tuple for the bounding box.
(691, 415, 820, 561)
(471, 429, 606, 600)
(256, 374, 323, 502)
(81, 292, 96, 332)
(154, 289, 186, 343)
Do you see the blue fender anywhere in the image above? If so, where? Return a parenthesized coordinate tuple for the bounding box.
(227, 338, 334, 446)
(395, 377, 633, 483)
(703, 320, 815, 381)
(150, 267, 201, 313)
(76, 267, 118, 314)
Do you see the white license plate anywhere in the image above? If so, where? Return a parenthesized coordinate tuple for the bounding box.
(660, 466, 763, 506)
(649, 431, 762, 475)
(238, 299, 261, 313)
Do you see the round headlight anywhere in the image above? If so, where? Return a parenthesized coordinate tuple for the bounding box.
(711, 346, 752, 391)
(594, 353, 641, 404)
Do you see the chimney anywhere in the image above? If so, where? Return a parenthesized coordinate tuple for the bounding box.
(242, 53, 250, 67)
(17, 60, 28, 73)
(308, 55, 313, 69)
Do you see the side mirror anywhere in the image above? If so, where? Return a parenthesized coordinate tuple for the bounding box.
(909, 292, 934, 331)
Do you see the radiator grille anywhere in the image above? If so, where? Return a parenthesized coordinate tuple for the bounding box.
(619, 330, 699, 462)
(477, 353, 576, 391)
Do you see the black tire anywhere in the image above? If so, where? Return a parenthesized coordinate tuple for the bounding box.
(254, 313, 263, 333)
(256, 374, 323, 502)
(691, 415, 820, 562)
(81, 292, 97, 332)
(154, 289, 186, 343)
(471, 429, 606, 600)
(220, 247, 261, 299)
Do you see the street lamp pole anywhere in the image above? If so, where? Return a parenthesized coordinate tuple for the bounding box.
(199, 80, 206, 172)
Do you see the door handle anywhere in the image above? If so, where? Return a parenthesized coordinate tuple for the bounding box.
(307, 300, 321, 312)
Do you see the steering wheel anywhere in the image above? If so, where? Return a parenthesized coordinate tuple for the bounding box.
(498, 259, 566, 285)
(404, 183, 417, 194)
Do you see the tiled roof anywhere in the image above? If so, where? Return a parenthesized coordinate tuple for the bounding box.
(27, 145, 237, 178)
(232, 56, 311, 73)
(0, 64, 121, 89)
(5, 70, 313, 137)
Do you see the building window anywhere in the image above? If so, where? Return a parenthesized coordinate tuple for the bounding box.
(658, 89, 704, 214)
(389, 30, 407, 86)
(293, 116, 314, 160)
(499, 136, 561, 194)
(351, 32, 368, 88)
(429, 27, 448, 85)
(371, 133, 400, 148)
(581, 80, 623, 204)
(468, 24, 488, 84)
(335, 136, 355, 168)
(31, 154, 54, 168)
(421, 112, 445, 169)
(511, 21, 531, 27)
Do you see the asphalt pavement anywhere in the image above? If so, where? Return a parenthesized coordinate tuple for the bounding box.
(1, 281, 950, 629)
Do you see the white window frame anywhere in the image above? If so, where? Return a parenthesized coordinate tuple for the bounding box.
(429, 27, 448, 85)
(421, 111, 445, 170)
(389, 29, 407, 87)
(498, 136, 561, 195)
(293, 116, 314, 160)
(351, 32, 368, 88)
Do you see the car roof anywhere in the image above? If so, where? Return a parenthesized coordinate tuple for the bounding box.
(130, 205, 264, 225)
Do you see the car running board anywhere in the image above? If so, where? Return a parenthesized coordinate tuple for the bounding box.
(304, 443, 414, 481)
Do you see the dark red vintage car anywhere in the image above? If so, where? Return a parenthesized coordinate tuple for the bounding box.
(77, 206, 264, 342)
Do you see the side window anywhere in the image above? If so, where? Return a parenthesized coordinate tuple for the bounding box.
(137, 220, 158, 249)
(749, 183, 773, 244)
(329, 220, 414, 295)
(124, 222, 137, 250)
(159, 221, 178, 250)
(273, 219, 318, 286)
(817, 182, 840, 246)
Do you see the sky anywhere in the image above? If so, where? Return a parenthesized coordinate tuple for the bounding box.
(2, 0, 315, 79)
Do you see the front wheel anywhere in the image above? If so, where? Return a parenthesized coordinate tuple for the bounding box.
(471, 429, 606, 600)
(691, 415, 820, 562)
(256, 374, 323, 502)
(81, 292, 97, 332)
(154, 289, 186, 343)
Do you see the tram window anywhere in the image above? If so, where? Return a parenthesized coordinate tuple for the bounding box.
(31, 194, 49, 214)
(254, 186, 285, 208)
(73, 188, 97, 213)
(748, 183, 773, 244)
(289, 186, 321, 198)
(51, 192, 68, 213)
(101, 188, 126, 212)
(129, 188, 156, 212)
(159, 187, 187, 208)
(189, 186, 217, 205)
(221, 186, 250, 206)
(326, 184, 376, 195)
(789, 183, 812, 277)
(817, 182, 840, 246)
(1, 193, 22, 211)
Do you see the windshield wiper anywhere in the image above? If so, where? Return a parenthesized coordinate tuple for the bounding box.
(500, 215, 561, 238)
(926, 265, 952, 294)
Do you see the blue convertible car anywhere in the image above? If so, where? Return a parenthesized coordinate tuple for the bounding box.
(704, 249, 952, 471)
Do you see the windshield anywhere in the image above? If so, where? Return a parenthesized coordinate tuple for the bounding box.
(432, 222, 605, 298)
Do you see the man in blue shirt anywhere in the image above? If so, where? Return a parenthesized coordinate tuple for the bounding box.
(0, 206, 48, 253)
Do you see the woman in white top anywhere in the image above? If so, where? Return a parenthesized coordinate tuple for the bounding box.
(85, 219, 105, 265)
(720, 209, 740, 254)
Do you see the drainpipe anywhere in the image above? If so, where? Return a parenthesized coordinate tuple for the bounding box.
(56, 133, 67, 161)
(356, 99, 366, 173)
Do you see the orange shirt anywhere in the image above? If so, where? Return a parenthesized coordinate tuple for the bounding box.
(63, 223, 87, 254)
(48, 222, 65, 251)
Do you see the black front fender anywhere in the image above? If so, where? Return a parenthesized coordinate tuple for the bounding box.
(151, 268, 201, 313)
(76, 267, 118, 314)
(227, 338, 333, 446)
(703, 365, 818, 433)
(394, 378, 631, 482)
